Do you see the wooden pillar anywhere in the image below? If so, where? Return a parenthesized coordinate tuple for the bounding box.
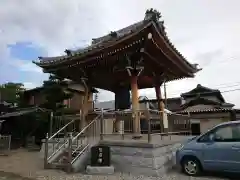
(163, 81, 168, 132)
(80, 86, 89, 131)
(131, 75, 141, 137)
(155, 85, 164, 133)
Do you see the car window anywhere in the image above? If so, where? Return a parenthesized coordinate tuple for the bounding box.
(214, 126, 232, 141)
(197, 131, 212, 142)
(214, 123, 240, 142)
(232, 123, 240, 139)
(198, 123, 240, 142)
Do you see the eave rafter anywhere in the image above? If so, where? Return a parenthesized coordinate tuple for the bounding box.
(33, 21, 153, 68)
(40, 38, 145, 74)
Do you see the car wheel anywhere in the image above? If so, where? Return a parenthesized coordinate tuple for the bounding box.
(181, 157, 201, 176)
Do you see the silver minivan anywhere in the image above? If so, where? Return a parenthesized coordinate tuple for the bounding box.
(176, 120, 240, 176)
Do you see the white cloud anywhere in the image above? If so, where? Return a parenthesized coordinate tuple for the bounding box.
(7, 59, 42, 73)
(1, 0, 240, 107)
(23, 82, 41, 89)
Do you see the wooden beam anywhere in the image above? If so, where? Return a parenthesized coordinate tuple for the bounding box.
(154, 84, 164, 133)
(130, 75, 141, 136)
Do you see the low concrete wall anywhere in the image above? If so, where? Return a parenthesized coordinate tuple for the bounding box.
(99, 140, 181, 177)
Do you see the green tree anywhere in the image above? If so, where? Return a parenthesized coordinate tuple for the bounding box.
(0, 82, 25, 105)
(41, 74, 73, 114)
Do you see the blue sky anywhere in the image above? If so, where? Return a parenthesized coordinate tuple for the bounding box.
(1, 0, 240, 107)
(0, 42, 48, 88)
(8, 42, 43, 61)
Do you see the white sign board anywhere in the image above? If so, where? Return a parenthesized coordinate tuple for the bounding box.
(163, 112, 168, 129)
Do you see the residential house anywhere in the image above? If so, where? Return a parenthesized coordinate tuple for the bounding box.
(91, 85, 240, 135)
(178, 84, 239, 135)
(139, 84, 239, 135)
(23, 81, 98, 112)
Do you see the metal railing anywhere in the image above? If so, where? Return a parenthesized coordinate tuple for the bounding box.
(0, 135, 11, 155)
(99, 108, 192, 143)
(44, 113, 102, 172)
(44, 117, 80, 168)
(43, 108, 192, 171)
(70, 114, 101, 163)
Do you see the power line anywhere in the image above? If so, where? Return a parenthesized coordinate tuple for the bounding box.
(221, 88, 240, 93)
(165, 81, 240, 96)
(167, 87, 240, 97)
(215, 83, 240, 89)
(165, 80, 240, 88)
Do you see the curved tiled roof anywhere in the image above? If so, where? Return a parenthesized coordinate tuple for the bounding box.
(182, 84, 219, 96)
(181, 84, 225, 102)
(180, 97, 222, 109)
(34, 20, 147, 66)
(178, 108, 236, 114)
(33, 10, 200, 74)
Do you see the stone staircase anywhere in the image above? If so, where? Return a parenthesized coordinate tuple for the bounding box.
(41, 114, 101, 173)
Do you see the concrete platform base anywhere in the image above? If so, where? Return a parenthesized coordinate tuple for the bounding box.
(99, 140, 181, 177)
(86, 165, 115, 175)
(132, 134, 143, 139)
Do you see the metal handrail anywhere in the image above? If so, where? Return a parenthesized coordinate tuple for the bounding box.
(44, 108, 192, 169)
(49, 118, 78, 140)
(71, 144, 90, 164)
(72, 114, 101, 143)
(151, 130, 191, 136)
(47, 139, 68, 161)
(44, 113, 101, 169)
(69, 114, 101, 166)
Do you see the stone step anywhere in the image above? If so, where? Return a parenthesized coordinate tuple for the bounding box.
(51, 146, 85, 164)
(49, 162, 68, 170)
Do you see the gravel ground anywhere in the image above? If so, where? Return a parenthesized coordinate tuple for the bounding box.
(0, 149, 236, 180)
